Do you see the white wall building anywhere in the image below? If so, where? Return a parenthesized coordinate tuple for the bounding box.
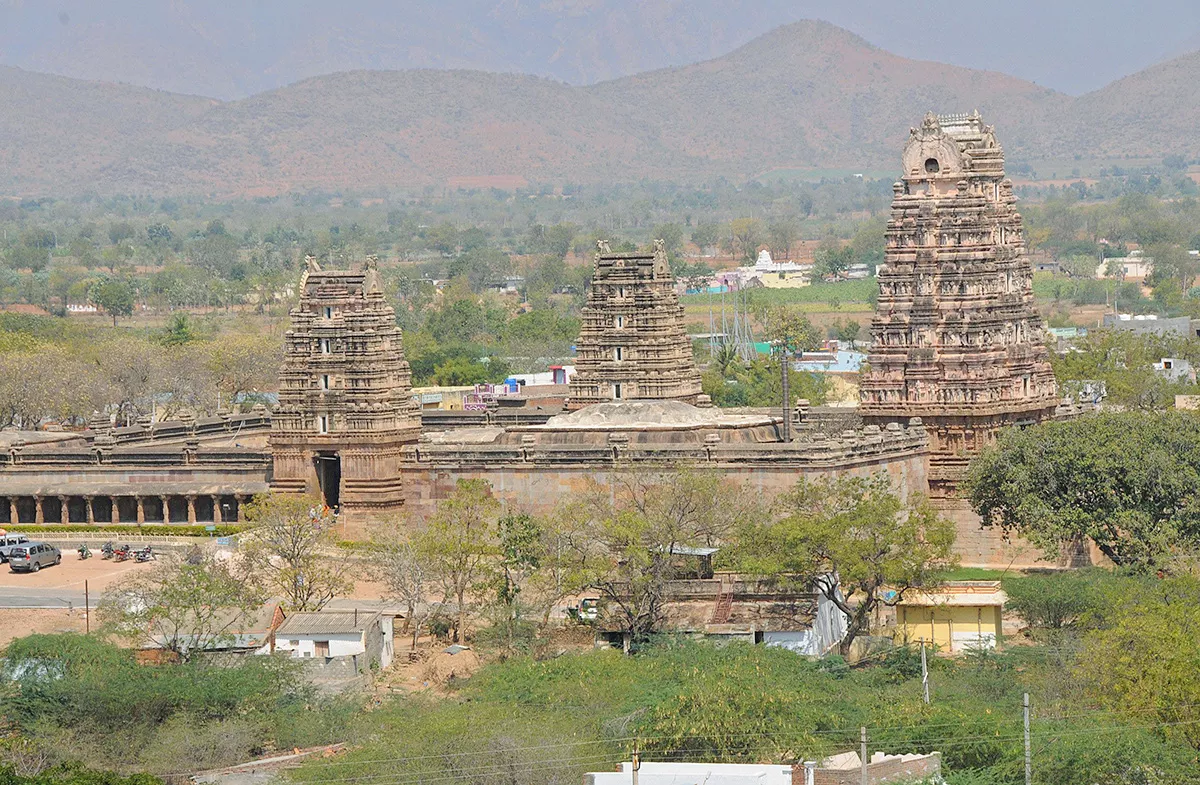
(587, 762, 793, 785)
(265, 611, 394, 668)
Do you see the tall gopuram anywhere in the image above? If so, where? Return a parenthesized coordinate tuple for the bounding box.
(567, 240, 704, 410)
(270, 257, 420, 522)
(859, 111, 1058, 498)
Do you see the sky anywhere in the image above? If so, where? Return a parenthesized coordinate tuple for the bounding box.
(1, 0, 1199, 98)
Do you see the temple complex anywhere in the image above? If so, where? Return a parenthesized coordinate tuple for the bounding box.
(859, 111, 1059, 496)
(0, 118, 1079, 568)
(568, 240, 703, 409)
(269, 257, 420, 520)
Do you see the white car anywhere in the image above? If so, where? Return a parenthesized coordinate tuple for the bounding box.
(0, 534, 31, 563)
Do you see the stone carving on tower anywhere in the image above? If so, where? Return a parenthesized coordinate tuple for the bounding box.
(859, 111, 1058, 495)
(567, 240, 703, 410)
(270, 256, 420, 521)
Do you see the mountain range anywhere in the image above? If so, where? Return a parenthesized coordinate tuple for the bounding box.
(4, 20, 1200, 198)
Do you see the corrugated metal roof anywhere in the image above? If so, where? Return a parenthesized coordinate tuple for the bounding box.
(277, 611, 379, 635)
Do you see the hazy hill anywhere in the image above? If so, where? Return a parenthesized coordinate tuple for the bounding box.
(1071, 50, 1200, 159)
(2, 20, 1200, 197)
(0, 0, 810, 99)
(0, 67, 215, 195)
(587, 22, 1071, 174)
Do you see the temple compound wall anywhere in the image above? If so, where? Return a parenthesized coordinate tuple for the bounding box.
(398, 417, 929, 519)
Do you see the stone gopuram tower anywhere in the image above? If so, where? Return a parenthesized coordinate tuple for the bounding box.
(860, 112, 1058, 496)
(270, 257, 420, 522)
(567, 240, 703, 410)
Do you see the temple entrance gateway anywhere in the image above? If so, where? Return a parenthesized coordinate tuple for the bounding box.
(315, 453, 342, 509)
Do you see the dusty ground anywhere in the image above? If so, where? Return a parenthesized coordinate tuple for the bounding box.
(0, 608, 88, 648)
(0, 551, 393, 600)
(0, 552, 150, 593)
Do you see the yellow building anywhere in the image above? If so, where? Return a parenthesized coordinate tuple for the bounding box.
(894, 581, 1005, 654)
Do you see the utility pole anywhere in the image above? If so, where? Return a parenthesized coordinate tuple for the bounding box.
(631, 744, 641, 785)
(860, 726, 868, 785)
(921, 642, 930, 704)
(780, 342, 791, 443)
(1024, 693, 1032, 785)
(84, 579, 90, 634)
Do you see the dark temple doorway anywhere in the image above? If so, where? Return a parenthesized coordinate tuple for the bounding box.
(314, 452, 341, 510)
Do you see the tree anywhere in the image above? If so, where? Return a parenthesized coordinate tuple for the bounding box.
(107, 221, 137, 246)
(835, 320, 861, 347)
(729, 218, 765, 262)
(691, 223, 721, 254)
(567, 468, 759, 645)
(812, 237, 853, 278)
(202, 332, 280, 410)
(372, 524, 436, 650)
(89, 278, 135, 326)
(1147, 242, 1200, 293)
(484, 513, 543, 657)
(1050, 330, 1175, 410)
(159, 313, 196, 347)
(767, 218, 800, 260)
(731, 475, 956, 657)
(97, 553, 266, 659)
(968, 411, 1200, 567)
(1001, 570, 1121, 635)
(1075, 573, 1200, 749)
(764, 306, 820, 354)
(241, 495, 352, 611)
(415, 479, 500, 642)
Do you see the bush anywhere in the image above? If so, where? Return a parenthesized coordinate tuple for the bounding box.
(0, 764, 161, 784)
(1001, 570, 1129, 632)
(136, 715, 261, 774)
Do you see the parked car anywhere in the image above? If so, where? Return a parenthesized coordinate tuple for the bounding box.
(0, 534, 31, 562)
(8, 542, 61, 573)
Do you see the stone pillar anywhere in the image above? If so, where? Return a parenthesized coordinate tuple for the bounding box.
(212, 496, 223, 525)
(136, 497, 145, 525)
(186, 495, 197, 525)
(85, 496, 95, 525)
(234, 495, 245, 523)
(60, 496, 70, 525)
(34, 496, 44, 525)
(161, 496, 170, 525)
(10, 498, 19, 525)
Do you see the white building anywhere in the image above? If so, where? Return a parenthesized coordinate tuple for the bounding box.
(586, 762, 793, 785)
(266, 611, 394, 669)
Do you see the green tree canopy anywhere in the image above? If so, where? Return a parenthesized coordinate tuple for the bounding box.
(89, 278, 135, 326)
(967, 411, 1200, 566)
(729, 475, 956, 656)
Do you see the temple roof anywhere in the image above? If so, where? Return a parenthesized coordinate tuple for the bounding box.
(534, 400, 775, 431)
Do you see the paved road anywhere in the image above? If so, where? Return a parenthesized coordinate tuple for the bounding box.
(0, 586, 402, 614)
(0, 586, 86, 608)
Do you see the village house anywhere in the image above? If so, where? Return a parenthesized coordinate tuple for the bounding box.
(892, 580, 1006, 653)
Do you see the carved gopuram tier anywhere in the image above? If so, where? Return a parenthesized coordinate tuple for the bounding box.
(270, 258, 420, 521)
(568, 241, 703, 410)
(859, 112, 1058, 495)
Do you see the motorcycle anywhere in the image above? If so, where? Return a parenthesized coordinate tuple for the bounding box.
(100, 541, 114, 560)
(77, 543, 92, 560)
(134, 546, 156, 563)
(112, 544, 132, 562)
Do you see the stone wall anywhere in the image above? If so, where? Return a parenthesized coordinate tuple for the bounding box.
(794, 753, 941, 785)
(399, 426, 929, 518)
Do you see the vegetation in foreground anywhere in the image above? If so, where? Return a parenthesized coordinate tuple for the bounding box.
(0, 634, 355, 781)
(287, 565, 1200, 785)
